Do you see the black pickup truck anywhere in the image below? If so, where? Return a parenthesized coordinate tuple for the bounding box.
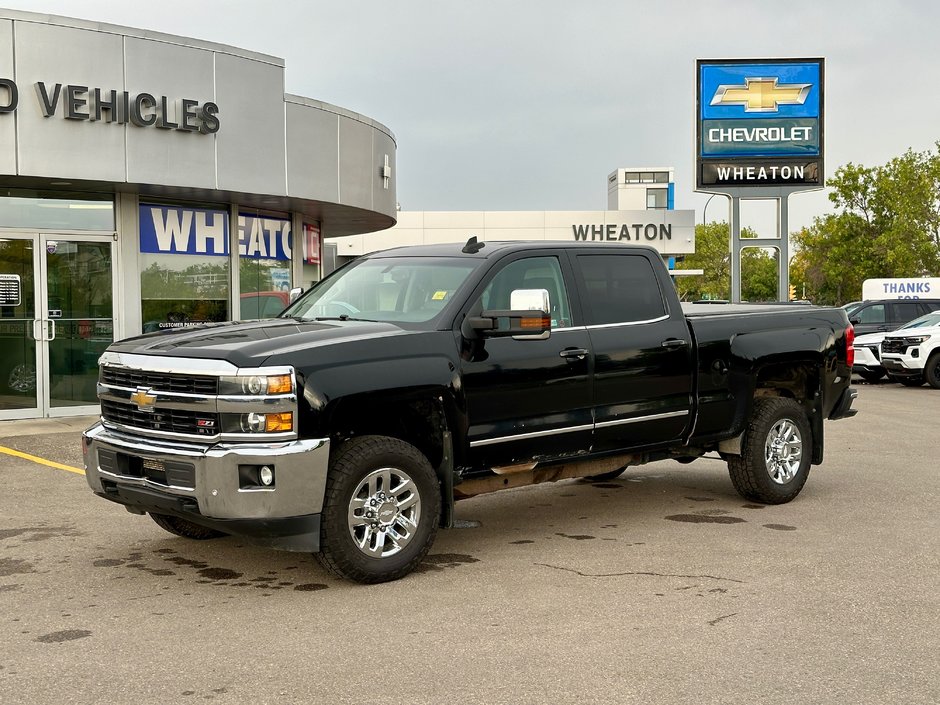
(83, 241, 857, 583)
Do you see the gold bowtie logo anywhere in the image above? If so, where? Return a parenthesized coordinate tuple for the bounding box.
(130, 387, 157, 412)
(711, 77, 811, 113)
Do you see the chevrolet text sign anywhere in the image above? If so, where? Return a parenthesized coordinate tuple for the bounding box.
(696, 58, 824, 189)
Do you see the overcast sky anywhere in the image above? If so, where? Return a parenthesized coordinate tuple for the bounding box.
(4, 0, 939, 235)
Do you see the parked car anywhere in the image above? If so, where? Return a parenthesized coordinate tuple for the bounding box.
(852, 311, 940, 382)
(846, 299, 940, 336)
(880, 314, 940, 388)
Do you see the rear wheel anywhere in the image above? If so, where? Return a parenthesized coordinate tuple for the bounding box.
(149, 513, 226, 540)
(925, 353, 940, 389)
(316, 436, 441, 584)
(727, 397, 812, 505)
(582, 468, 625, 482)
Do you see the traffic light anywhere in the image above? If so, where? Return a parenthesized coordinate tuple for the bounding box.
(788, 283, 797, 301)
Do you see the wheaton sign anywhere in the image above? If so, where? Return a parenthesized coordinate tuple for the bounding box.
(696, 59, 824, 188)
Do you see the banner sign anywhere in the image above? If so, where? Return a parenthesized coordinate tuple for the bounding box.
(139, 206, 293, 261)
(139, 205, 229, 256)
(238, 214, 292, 261)
(696, 58, 824, 189)
(302, 222, 321, 265)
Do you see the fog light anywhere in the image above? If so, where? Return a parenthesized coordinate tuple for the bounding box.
(259, 465, 274, 486)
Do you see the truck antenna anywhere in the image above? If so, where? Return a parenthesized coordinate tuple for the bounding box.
(462, 236, 486, 254)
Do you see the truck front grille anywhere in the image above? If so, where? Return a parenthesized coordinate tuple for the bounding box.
(101, 399, 219, 437)
(101, 367, 218, 395)
(880, 339, 906, 354)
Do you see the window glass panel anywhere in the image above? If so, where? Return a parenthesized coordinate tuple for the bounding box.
(139, 204, 229, 333)
(654, 171, 669, 183)
(238, 213, 293, 320)
(576, 254, 666, 325)
(624, 172, 640, 183)
(891, 302, 920, 322)
(478, 257, 571, 328)
(640, 172, 654, 183)
(647, 188, 668, 209)
(0, 191, 114, 230)
(855, 304, 885, 324)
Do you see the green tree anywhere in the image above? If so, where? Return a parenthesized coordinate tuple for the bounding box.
(675, 221, 777, 301)
(793, 144, 940, 305)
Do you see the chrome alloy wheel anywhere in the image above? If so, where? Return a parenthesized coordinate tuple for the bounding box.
(347, 467, 421, 558)
(764, 418, 803, 484)
(8, 363, 36, 393)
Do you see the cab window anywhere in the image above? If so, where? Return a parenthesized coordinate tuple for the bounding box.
(575, 254, 666, 325)
(855, 304, 885, 324)
(478, 256, 571, 328)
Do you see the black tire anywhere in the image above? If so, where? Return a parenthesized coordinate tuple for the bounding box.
(889, 373, 924, 387)
(727, 397, 812, 505)
(858, 369, 885, 383)
(925, 353, 940, 390)
(315, 435, 441, 584)
(582, 468, 625, 482)
(149, 513, 226, 540)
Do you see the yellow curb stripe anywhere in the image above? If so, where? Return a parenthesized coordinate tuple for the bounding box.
(0, 446, 85, 475)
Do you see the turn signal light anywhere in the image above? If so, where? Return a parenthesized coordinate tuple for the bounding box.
(265, 412, 293, 433)
(520, 315, 551, 329)
(846, 325, 855, 368)
(267, 375, 293, 394)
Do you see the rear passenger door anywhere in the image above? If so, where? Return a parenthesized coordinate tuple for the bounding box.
(888, 301, 925, 329)
(571, 252, 692, 453)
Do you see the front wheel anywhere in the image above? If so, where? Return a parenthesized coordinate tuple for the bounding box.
(316, 436, 441, 584)
(924, 353, 940, 389)
(858, 369, 885, 383)
(727, 397, 812, 505)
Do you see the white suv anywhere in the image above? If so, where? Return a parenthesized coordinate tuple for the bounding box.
(854, 311, 940, 383)
(880, 316, 940, 388)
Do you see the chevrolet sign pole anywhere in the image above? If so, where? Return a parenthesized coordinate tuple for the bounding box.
(695, 58, 825, 302)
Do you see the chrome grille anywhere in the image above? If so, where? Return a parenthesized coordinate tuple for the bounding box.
(101, 367, 218, 395)
(101, 399, 219, 437)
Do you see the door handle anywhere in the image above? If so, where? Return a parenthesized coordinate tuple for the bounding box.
(559, 348, 589, 361)
(47, 319, 56, 342)
(32, 319, 42, 342)
(661, 338, 688, 348)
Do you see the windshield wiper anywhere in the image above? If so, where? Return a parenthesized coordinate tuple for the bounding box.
(312, 315, 376, 322)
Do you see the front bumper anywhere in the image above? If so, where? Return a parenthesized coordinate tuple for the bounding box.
(852, 345, 883, 373)
(881, 352, 924, 375)
(83, 422, 330, 551)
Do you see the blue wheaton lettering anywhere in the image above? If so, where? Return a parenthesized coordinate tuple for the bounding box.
(139, 206, 230, 256)
(237, 215, 292, 261)
(572, 224, 672, 241)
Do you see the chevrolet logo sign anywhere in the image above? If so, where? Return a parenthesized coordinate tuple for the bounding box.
(711, 77, 811, 113)
(130, 386, 157, 412)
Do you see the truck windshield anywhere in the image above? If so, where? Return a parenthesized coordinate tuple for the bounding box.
(283, 257, 477, 325)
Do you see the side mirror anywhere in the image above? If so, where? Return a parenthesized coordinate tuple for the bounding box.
(467, 289, 551, 340)
(849, 316, 860, 325)
(288, 287, 304, 304)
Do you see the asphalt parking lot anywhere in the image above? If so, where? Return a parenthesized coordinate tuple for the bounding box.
(1, 381, 937, 705)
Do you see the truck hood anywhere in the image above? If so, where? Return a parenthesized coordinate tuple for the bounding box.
(882, 324, 940, 340)
(107, 318, 417, 368)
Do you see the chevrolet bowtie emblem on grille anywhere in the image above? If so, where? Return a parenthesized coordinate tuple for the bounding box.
(711, 77, 811, 112)
(130, 386, 157, 412)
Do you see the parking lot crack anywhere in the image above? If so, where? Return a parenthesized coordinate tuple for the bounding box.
(535, 563, 744, 583)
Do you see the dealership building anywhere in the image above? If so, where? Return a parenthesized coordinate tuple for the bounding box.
(0, 9, 398, 420)
(327, 167, 695, 267)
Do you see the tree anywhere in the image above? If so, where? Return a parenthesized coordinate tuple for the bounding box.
(675, 221, 778, 301)
(792, 143, 940, 305)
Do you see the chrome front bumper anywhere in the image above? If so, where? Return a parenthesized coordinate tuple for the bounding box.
(83, 422, 330, 550)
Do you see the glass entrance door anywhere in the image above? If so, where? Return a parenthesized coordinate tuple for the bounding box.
(0, 236, 40, 417)
(0, 234, 115, 419)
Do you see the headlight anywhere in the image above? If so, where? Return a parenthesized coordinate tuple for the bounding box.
(901, 335, 930, 345)
(223, 411, 294, 434)
(219, 373, 294, 396)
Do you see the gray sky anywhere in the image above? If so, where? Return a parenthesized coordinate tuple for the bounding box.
(4, 0, 939, 235)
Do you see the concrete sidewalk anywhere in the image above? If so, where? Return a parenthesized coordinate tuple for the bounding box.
(0, 414, 99, 438)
